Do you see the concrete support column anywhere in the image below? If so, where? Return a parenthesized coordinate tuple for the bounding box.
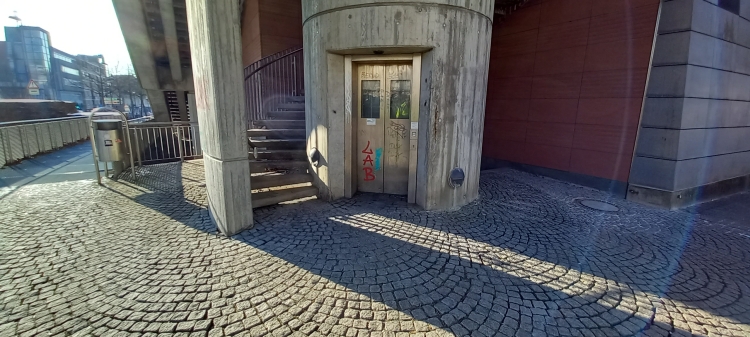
(146, 90, 171, 122)
(186, 0, 253, 235)
(629, 0, 750, 208)
(303, 0, 495, 210)
(176, 90, 189, 122)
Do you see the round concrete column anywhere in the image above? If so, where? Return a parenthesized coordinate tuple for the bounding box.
(303, 0, 494, 210)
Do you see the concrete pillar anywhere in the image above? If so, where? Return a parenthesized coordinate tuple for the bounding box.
(146, 90, 171, 122)
(176, 90, 189, 122)
(186, 0, 253, 235)
(303, 0, 495, 210)
(629, 0, 750, 208)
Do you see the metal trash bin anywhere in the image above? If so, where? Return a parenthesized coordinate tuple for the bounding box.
(94, 120, 125, 162)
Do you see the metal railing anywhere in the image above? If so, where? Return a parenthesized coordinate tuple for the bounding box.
(128, 122, 202, 165)
(128, 116, 155, 124)
(244, 47, 304, 126)
(0, 116, 89, 168)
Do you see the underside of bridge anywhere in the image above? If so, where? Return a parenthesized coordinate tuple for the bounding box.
(112, 0, 195, 122)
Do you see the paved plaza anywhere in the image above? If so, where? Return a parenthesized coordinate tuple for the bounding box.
(1, 158, 749, 337)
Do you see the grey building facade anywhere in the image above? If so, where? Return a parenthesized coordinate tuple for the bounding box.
(76, 54, 107, 111)
(630, 0, 750, 208)
(50, 48, 85, 108)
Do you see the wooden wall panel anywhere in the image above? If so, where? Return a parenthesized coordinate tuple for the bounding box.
(241, 0, 262, 66)
(484, 0, 660, 183)
(241, 0, 302, 67)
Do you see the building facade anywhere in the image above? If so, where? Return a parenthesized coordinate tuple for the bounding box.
(114, 0, 750, 234)
(75, 54, 107, 111)
(3, 26, 54, 100)
(0, 26, 109, 110)
(50, 48, 85, 108)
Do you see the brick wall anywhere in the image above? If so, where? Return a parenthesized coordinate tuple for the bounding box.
(483, 0, 660, 183)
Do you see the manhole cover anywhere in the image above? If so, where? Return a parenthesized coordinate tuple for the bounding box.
(578, 199, 620, 212)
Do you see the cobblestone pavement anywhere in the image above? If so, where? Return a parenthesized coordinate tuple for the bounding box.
(1, 161, 749, 337)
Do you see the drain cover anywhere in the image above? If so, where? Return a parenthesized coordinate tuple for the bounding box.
(578, 199, 620, 212)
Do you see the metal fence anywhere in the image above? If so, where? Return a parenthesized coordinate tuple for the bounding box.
(244, 46, 304, 127)
(0, 116, 89, 168)
(129, 122, 202, 165)
(128, 116, 155, 124)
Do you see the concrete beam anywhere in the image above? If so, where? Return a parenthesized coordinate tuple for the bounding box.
(159, 0, 183, 82)
(186, 0, 253, 235)
(111, 0, 160, 90)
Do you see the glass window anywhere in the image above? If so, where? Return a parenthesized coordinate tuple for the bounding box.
(389, 80, 411, 119)
(63, 78, 82, 88)
(54, 52, 73, 63)
(61, 66, 80, 76)
(361, 80, 381, 119)
(12, 43, 24, 58)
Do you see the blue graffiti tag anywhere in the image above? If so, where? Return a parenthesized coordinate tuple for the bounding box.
(375, 148, 383, 171)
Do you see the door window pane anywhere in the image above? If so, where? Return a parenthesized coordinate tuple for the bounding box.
(361, 80, 380, 119)
(389, 80, 411, 119)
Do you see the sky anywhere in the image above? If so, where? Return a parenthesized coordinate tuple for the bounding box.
(0, 0, 133, 74)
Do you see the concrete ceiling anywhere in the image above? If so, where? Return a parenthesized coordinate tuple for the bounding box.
(142, 0, 191, 71)
(495, 0, 532, 17)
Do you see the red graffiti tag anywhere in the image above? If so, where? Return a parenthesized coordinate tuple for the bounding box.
(362, 140, 374, 166)
(363, 167, 375, 181)
(362, 141, 375, 181)
(362, 141, 373, 154)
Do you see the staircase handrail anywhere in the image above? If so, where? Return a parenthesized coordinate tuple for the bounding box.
(244, 47, 303, 80)
(244, 47, 304, 127)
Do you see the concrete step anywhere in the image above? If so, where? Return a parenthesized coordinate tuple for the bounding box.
(268, 110, 305, 120)
(251, 173, 313, 189)
(253, 120, 305, 129)
(247, 129, 306, 139)
(252, 150, 306, 160)
(287, 96, 305, 103)
(252, 186, 318, 208)
(277, 102, 305, 110)
(249, 160, 309, 173)
(249, 139, 305, 150)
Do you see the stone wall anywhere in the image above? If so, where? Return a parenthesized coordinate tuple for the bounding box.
(630, 0, 750, 206)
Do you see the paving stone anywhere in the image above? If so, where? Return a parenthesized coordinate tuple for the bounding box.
(0, 163, 748, 336)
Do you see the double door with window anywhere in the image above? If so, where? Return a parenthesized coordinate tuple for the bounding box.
(357, 63, 413, 195)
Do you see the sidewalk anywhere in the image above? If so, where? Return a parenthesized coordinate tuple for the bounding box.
(2, 161, 748, 336)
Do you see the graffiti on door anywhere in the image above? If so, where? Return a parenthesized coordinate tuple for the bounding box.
(387, 121, 407, 162)
(361, 140, 383, 181)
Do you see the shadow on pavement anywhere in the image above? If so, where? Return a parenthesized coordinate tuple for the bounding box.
(110, 161, 747, 335)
